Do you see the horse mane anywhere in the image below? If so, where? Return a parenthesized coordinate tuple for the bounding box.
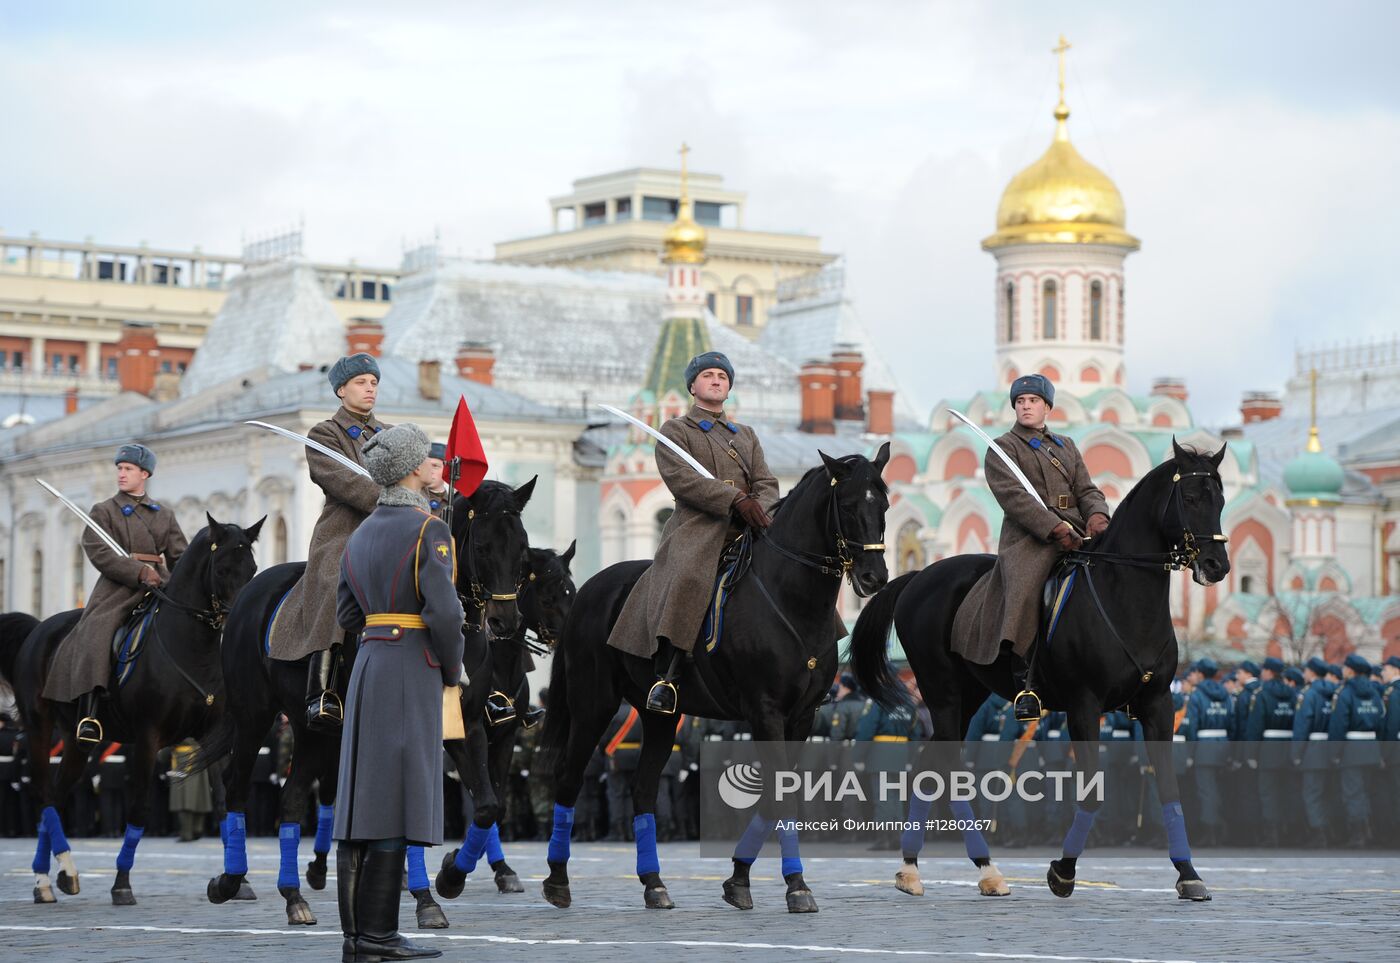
(166, 526, 213, 581)
(1093, 446, 1217, 546)
(771, 453, 877, 517)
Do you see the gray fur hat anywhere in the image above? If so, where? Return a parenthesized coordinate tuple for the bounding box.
(329, 353, 381, 394)
(684, 351, 735, 393)
(114, 443, 156, 476)
(362, 423, 431, 487)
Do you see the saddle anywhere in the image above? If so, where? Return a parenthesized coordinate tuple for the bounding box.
(111, 593, 158, 689)
(699, 532, 754, 655)
(1040, 559, 1079, 650)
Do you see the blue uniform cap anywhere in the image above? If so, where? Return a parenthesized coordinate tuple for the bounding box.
(1009, 373, 1055, 408)
(1385, 656, 1400, 670)
(1343, 653, 1371, 675)
(1326, 663, 1344, 680)
(428, 442, 447, 461)
(1305, 656, 1329, 676)
(1239, 660, 1260, 675)
(1262, 656, 1285, 674)
(1193, 657, 1218, 677)
(1283, 667, 1305, 686)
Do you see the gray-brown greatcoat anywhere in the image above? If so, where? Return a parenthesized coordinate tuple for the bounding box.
(951, 421, 1110, 666)
(268, 406, 389, 662)
(332, 492, 465, 845)
(43, 491, 188, 702)
(608, 404, 779, 659)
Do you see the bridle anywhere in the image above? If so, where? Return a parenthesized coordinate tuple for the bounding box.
(456, 505, 527, 629)
(756, 468, 887, 597)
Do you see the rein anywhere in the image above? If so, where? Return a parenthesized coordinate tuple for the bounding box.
(148, 585, 228, 631)
(756, 473, 886, 593)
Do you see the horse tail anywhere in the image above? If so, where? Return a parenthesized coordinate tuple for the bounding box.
(0, 612, 39, 689)
(536, 631, 571, 769)
(184, 705, 236, 776)
(846, 571, 917, 710)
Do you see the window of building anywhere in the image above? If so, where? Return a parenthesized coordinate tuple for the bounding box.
(50, 353, 63, 373)
(1042, 279, 1057, 339)
(1005, 281, 1015, 341)
(583, 202, 607, 226)
(11, 351, 23, 370)
(68, 354, 80, 373)
(31, 549, 42, 614)
(105, 357, 118, 379)
(695, 201, 723, 226)
(615, 197, 632, 219)
(705, 292, 716, 315)
(1090, 280, 1103, 340)
(642, 196, 678, 221)
(160, 360, 173, 373)
(97, 259, 126, 281)
(1240, 575, 1254, 594)
(736, 295, 754, 327)
(177, 361, 188, 374)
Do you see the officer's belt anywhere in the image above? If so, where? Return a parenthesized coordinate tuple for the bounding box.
(363, 613, 426, 630)
(131, 553, 166, 565)
(873, 735, 909, 743)
(1262, 729, 1292, 739)
(1196, 728, 1228, 738)
(1345, 731, 1377, 740)
(1308, 732, 1328, 741)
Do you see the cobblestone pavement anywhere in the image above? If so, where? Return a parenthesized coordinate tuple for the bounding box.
(2, 837, 1397, 962)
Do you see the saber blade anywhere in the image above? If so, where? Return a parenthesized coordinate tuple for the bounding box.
(245, 420, 372, 478)
(36, 479, 130, 558)
(945, 409, 1048, 511)
(598, 404, 715, 480)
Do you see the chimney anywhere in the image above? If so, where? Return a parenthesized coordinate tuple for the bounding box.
(115, 323, 160, 396)
(418, 359, 442, 401)
(798, 361, 837, 435)
(1151, 377, 1188, 403)
(831, 347, 865, 421)
(1240, 390, 1283, 423)
(866, 389, 894, 435)
(346, 319, 384, 357)
(64, 386, 79, 416)
(455, 343, 496, 386)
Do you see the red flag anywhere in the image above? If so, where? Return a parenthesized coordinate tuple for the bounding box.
(445, 395, 489, 498)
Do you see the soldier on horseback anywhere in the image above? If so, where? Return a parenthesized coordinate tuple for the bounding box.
(952, 374, 1110, 721)
(43, 444, 188, 744)
(424, 442, 451, 522)
(606, 351, 779, 715)
(266, 353, 390, 730)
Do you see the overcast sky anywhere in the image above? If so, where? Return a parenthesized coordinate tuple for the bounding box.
(4, 1, 1398, 426)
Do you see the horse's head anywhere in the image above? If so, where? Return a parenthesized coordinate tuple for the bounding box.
(454, 476, 535, 638)
(1169, 439, 1231, 586)
(200, 512, 266, 609)
(521, 541, 576, 647)
(818, 442, 891, 598)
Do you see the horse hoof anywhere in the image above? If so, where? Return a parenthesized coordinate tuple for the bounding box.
(722, 879, 753, 910)
(494, 871, 524, 894)
(33, 886, 55, 904)
(111, 887, 137, 906)
(977, 865, 1010, 897)
(894, 867, 924, 897)
(415, 891, 450, 928)
(207, 874, 243, 905)
(280, 887, 317, 926)
(1176, 879, 1212, 902)
(435, 850, 466, 901)
(305, 856, 328, 891)
(644, 885, 674, 910)
(234, 880, 258, 901)
(542, 880, 571, 909)
(786, 888, 819, 914)
(57, 870, 79, 896)
(1046, 864, 1076, 899)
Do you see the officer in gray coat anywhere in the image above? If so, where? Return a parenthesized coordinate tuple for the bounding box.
(333, 423, 465, 963)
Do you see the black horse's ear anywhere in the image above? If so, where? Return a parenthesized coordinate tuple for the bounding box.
(1210, 444, 1227, 470)
(1171, 436, 1185, 464)
(512, 475, 538, 509)
(873, 441, 891, 472)
(819, 450, 848, 480)
(205, 512, 224, 540)
(560, 539, 576, 571)
(244, 515, 267, 543)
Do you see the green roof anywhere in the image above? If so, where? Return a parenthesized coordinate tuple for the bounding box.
(642, 317, 710, 416)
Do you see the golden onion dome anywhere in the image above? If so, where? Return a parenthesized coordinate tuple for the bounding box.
(982, 101, 1139, 251)
(663, 196, 707, 264)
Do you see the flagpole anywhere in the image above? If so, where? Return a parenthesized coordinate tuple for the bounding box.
(444, 456, 460, 533)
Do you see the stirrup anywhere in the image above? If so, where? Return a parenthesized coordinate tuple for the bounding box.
(484, 691, 516, 726)
(306, 691, 343, 729)
(76, 716, 104, 745)
(646, 679, 678, 715)
(521, 705, 545, 730)
(1013, 689, 1044, 722)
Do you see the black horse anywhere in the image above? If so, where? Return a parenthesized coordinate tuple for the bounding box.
(538, 446, 890, 913)
(2, 514, 264, 905)
(848, 441, 1229, 902)
(196, 479, 533, 927)
(433, 541, 576, 901)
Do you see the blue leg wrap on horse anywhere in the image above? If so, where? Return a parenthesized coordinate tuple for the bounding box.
(220, 812, 228, 848)
(486, 823, 505, 864)
(41, 806, 71, 856)
(902, 793, 933, 855)
(116, 824, 144, 872)
(634, 813, 660, 877)
(734, 813, 776, 864)
(1062, 808, 1097, 858)
(277, 822, 301, 888)
(224, 811, 248, 876)
(547, 804, 574, 864)
(454, 822, 490, 874)
(314, 804, 334, 854)
(778, 825, 802, 878)
(406, 845, 429, 892)
(950, 799, 989, 860)
(1162, 801, 1191, 862)
(33, 825, 51, 875)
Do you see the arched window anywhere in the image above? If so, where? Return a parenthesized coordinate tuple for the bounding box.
(1089, 280, 1103, 340)
(1004, 281, 1015, 341)
(1042, 279, 1057, 339)
(31, 549, 42, 614)
(1240, 575, 1254, 594)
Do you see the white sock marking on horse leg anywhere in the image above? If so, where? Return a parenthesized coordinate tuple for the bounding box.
(978, 862, 1010, 896)
(34, 873, 54, 899)
(57, 851, 78, 880)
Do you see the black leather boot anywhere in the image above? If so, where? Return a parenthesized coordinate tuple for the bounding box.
(354, 845, 441, 961)
(76, 690, 103, 744)
(646, 640, 681, 715)
(306, 646, 343, 731)
(521, 705, 546, 729)
(337, 843, 363, 962)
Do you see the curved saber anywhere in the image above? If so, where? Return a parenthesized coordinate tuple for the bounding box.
(945, 409, 1047, 510)
(36, 479, 130, 558)
(245, 420, 371, 478)
(598, 404, 715, 480)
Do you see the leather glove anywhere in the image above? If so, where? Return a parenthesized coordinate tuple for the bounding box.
(1086, 513, 1110, 538)
(1050, 523, 1083, 552)
(138, 566, 163, 588)
(735, 494, 772, 530)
